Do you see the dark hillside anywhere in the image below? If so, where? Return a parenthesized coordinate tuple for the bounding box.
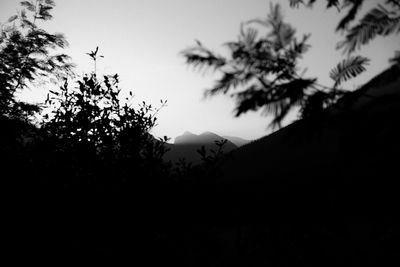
(220, 64, 400, 184)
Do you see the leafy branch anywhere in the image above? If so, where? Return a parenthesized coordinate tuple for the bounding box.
(182, 3, 359, 129)
(0, 0, 74, 120)
(330, 56, 370, 87)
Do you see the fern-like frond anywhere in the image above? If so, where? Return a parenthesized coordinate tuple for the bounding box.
(234, 78, 314, 128)
(336, 0, 364, 31)
(242, 26, 258, 47)
(181, 41, 226, 71)
(234, 85, 272, 117)
(265, 98, 293, 129)
(329, 56, 369, 87)
(205, 70, 253, 97)
(337, 4, 400, 53)
(264, 79, 315, 128)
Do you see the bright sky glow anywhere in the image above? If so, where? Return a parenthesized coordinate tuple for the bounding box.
(1, 0, 399, 140)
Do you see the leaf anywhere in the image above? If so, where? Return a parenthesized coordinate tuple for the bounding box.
(329, 56, 370, 87)
(21, 18, 35, 28)
(45, 0, 55, 6)
(49, 90, 59, 97)
(326, 0, 340, 9)
(289, 0, 304, 8)
(7, 15, 18, 23)
(20, 1, 36, 12)
(20, 9, 26, 19)
(181, 44, 226, 71)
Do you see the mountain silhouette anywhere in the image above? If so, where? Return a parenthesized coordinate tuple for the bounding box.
(221, 135, 250, 147)
(164, 131, 237, 165)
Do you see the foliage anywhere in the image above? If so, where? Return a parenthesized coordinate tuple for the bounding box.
(290, 0, 400, 56)
(0, 0, 73, 120)
(182, 3, 346, 128)
(197, 139, 228, 165)
(41, 49, 169, 185)
(337, 3, 400, 54)
(183, 1, 399, 128)
(290, 0, 400, 110)
(289, 0, 365, 32)
(330, 55, 370, 87)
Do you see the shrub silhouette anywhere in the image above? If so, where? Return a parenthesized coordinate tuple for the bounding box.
(39, 50, 170, 188)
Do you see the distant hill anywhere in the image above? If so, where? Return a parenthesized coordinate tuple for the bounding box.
(164, 131, 237, 165)
(222, 135, 250, 147)
(174, 131, 229, 145)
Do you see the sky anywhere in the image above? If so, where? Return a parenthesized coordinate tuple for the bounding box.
(1, 0, 399, 141)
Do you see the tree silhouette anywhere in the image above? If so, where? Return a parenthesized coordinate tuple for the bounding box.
(0, 0, 74, 120)
(183, 2, 398, 128)
(182, 4, 363, 129)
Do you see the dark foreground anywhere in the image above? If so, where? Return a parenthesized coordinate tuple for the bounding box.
(5, 172, 399, 266)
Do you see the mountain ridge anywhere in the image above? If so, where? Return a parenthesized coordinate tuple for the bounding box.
(165, 131, 239, 165)
(174, 131, 249, 146)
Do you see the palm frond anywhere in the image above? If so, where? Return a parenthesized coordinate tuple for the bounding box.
(329, 56, 369, 87)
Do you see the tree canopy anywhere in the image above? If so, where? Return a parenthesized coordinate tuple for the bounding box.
(0, 0, 74, 120)
(182, 1, 399, 129)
